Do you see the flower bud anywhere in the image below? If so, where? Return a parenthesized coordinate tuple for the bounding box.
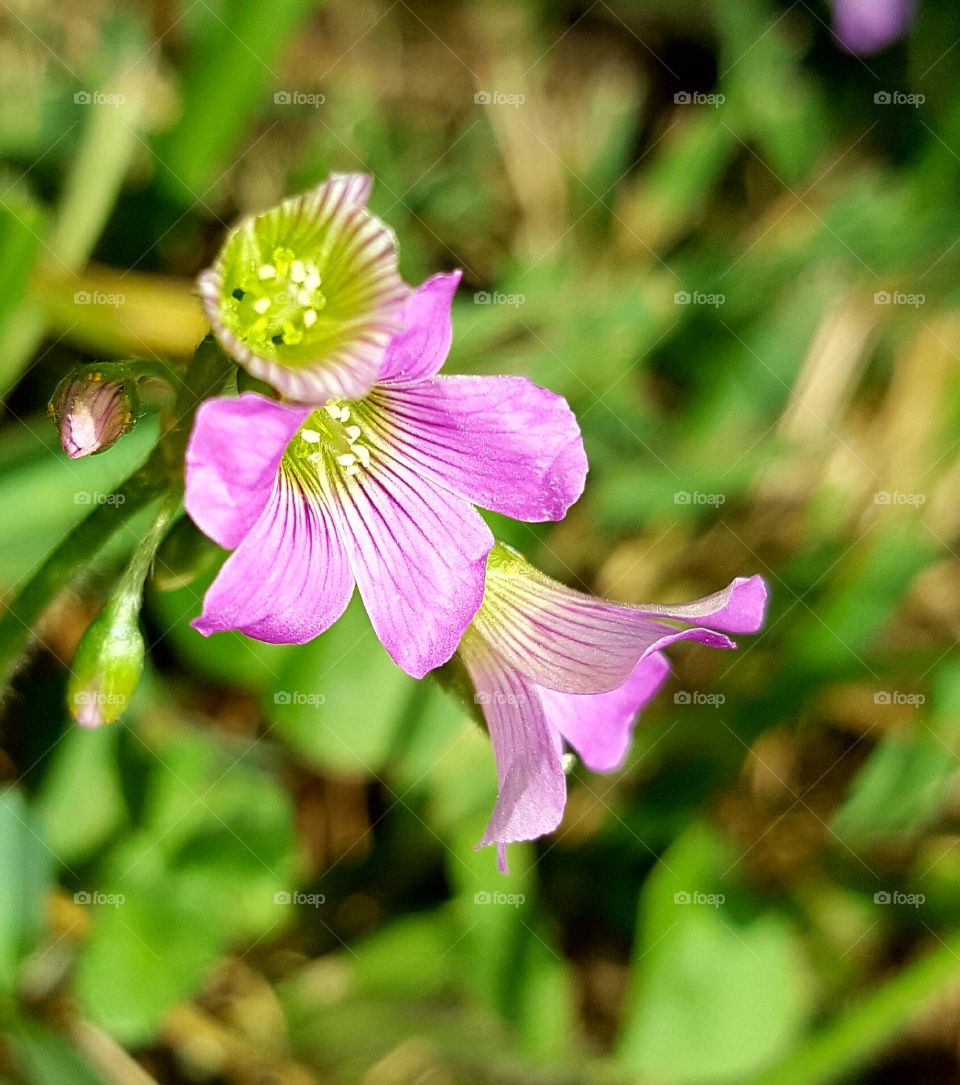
(68, 602, 145, 728)
(49, 369, 139, 459)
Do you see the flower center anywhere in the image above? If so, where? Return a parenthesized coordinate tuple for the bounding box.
(289, 399, 373, 479)
(224, 246, 328, 354)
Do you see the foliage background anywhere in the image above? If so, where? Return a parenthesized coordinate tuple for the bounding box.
(1, 0, 959, 1081)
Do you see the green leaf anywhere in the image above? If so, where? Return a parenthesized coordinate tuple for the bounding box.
(36, 725, 127, 867)
(618, 823, 809, 1083)
(831, 735, 957, 843)
(0, 789, 52, 992)
(265, 595, 414, 776)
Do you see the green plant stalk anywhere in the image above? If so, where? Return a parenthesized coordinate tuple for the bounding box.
(750, 931, 960, 1085)
(0, 339, 233, 687)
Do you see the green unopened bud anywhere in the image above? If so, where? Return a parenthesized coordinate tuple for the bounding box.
(68, 601, 144, 728)
(49, 368, 139, 459)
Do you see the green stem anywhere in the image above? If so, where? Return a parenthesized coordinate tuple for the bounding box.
(0, 338, 233, 687)
(0, 470, 165, 685)
(750, 932, 960, 1085)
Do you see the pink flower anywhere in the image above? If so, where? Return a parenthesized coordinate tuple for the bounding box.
(198, 173, 409, 404)
(458, 544, 768, 869)
(184, 274, 588, 678)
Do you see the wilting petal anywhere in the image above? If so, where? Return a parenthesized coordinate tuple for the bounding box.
(324, 460, 493, 679)
(193, 472, 354, 644)
(538, 652, 670, 773)
(460, 635, 567, 856)
(636, 575, 768, 634)
(376, 271, 462, 384)
(185, 393, 308, 550)
(472, 545, 737, 696)
(199, 173, 408, 403)
(368, 374, 587, 520)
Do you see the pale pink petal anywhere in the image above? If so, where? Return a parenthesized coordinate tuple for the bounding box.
(473, 553, 737, 696)
(368, 374, 587, 521)
(636, 575, 768, 634)
(324, 461, 492, 678)
(376, 271, 462, 384)
(193, 472, 354, 644)
(460, 639, 567, 855)
(538, 652, 670, 772)
(185, 393, 308, 550)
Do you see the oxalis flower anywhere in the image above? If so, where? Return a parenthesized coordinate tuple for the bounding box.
(457, 544, 768, 871)
(198, 173, 409, 403)
(185, 273, 588, 678)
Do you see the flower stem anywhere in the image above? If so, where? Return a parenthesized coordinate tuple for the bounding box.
(0, 338, 233, 688)
(749, 932, 960, 1085)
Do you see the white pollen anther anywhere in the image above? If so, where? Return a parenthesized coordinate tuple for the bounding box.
(290, 260, 306, 283)
(258, 264, 277, 280)
(345, 425, 362, 442)
(354, 444, 371, 467)
(343, 463, 361, 477)
(300, 429, 321, 444)
(303, 309, 318, 328)
(336, 453, 358, 468)
(304, 271, 322, 292)
(252, 297, 271, 314)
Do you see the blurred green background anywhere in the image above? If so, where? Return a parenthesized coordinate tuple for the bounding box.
(2, 0, 960, 1082)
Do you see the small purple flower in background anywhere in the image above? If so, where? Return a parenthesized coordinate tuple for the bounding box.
(49, 370, 138, 459)
(198, 173, 409, 404)
(831, 0, 917, 55)
(185, 274, 588, 678)
(458, 544, 768, 870)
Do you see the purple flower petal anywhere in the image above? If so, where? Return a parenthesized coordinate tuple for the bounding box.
(473, 548, 737, 695)
(635, 575, 768, 634)
(324, 459, 493, 679)
(460, 637, 567, 854)
(192, 472, 354, 643)
(369, 374, 587, 521)
(185, 393, 308, 550)
(537, 652, 670, 772)
(376, 271, 462, 384)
